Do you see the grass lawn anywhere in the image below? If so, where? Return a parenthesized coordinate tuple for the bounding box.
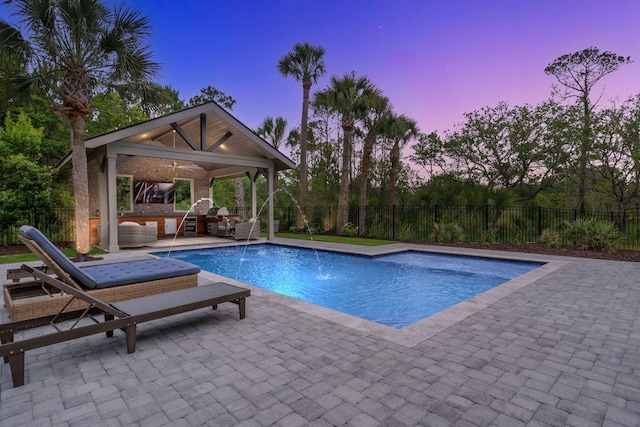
(0, 235, 391, 265)
(0, 247, 106, 265)
(274, 232, 394, 246)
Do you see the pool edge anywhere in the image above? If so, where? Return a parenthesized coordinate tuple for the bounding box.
(193, 240, 566, 348)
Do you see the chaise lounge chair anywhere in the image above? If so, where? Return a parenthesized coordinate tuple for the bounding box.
(0, 265, 250, 396)
(3, 226, 201, 321)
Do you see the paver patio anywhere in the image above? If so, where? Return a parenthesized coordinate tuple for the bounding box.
(1, 239, 639, 426)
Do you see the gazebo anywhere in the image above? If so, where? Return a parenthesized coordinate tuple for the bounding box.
(64, 102, 295, 252)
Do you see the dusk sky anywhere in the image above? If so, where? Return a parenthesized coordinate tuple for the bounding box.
(120, 0, 639, 136)
(4, 1, 640, 141)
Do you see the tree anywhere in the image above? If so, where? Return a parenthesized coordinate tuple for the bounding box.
(256, 116, 287, 193)
(442, 101, 572, 201)
(0, 38, 26, 124)
(314, 72, 381, 232)
(358, 95, 390, 233)
(544, 47, 632, 213)
(590, 94, 640, 213)
(385, 113, 419, 206)
(256, 116, 288, 150)
(9, 95, 69, 166)
(0, 112, 56, 233)
(410, 131, 447, 178)
(278, 42, 326, 209)
(0, 0, 160, 257)
(87, 91, 148, 137)
(301, 111, 339, 207)
(188, 85, 236, 110)
(153, 84, 185, 116)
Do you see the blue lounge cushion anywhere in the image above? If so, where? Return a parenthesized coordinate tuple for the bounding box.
(19, 225, 201, 290)
(20, 225, 98, 289)
(81, 258, 201, 289)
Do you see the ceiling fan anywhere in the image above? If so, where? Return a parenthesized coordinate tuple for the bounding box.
(163, 130, 202, 170)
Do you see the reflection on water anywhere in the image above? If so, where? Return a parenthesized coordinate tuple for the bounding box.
(160, 245, 542, 329)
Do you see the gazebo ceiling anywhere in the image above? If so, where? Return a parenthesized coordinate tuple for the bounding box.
(84, 102, 295, 176)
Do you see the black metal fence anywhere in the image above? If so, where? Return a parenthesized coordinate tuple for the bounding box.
(0, 208, 75, 246)
(277, 205, 640, 250)
(2, 205, 639, 250)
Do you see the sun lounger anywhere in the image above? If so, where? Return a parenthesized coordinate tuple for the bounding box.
(0, 265, 250, 396)
(4, 226, 201, 321)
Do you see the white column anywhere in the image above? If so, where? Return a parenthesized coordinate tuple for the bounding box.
(251, 176, 257, 219)
(106, 152, 119, 252)
(267, 166, 274, 240)
(97, 157, 109, 250)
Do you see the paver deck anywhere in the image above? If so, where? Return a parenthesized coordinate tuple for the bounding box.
(1, 238, 639, 426)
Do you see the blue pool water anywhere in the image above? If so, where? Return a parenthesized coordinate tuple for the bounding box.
(159, 245, 542, 329)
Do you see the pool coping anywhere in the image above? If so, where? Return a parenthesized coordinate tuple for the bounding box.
(160, 239, 567, 348)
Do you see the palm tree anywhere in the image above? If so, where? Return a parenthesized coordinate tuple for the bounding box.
(359, 95, 390, 234)
(278, 42, 326, 209)
(257, 116, 288, 191)
(314, 72, 381, 232)
(257, 116, 288, 150)
(0, 0, 160, 257)
(385, 113, 419, 205)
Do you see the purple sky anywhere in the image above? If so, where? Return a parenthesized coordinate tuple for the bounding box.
(124, 0, 639, 135)
(4, 1, 640, 138)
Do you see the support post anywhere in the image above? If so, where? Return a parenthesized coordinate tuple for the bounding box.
(97, 156, 110, 251)
(251, 176, 257, 219)
(106, 152, 119, 252)
(8, 353, 25, 387)
(267, 165, 275, 240)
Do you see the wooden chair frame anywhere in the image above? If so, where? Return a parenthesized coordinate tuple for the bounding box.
(0, 265, 249, 398)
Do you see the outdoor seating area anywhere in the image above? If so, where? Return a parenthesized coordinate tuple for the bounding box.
(0, 265, 250, 394)
(206, 207, 240, 237)
(204, 207, 260, 239)
(3, 226, 201, 321)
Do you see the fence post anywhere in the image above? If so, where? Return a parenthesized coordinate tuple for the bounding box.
(392, 205, 396, 239)
(484, 204, 489, 232)
(537, 206, 542, 237)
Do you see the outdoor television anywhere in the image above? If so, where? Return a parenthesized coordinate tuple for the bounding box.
(134, 181, 175, 204)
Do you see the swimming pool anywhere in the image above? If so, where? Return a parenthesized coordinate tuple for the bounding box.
(159, 245, 542, 328)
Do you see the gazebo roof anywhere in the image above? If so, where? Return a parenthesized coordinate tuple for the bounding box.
(76, 102, 295, 178)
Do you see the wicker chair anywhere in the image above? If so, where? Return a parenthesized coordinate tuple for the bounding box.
(234, 220, 260, 240)
(118, 221, 157, 248)
(4, 226, 200, 321)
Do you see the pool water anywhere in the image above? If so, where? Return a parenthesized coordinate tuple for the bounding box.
(159, 245, 542, 329)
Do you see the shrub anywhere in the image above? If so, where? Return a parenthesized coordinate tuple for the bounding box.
(564, 218, 623, 252)
(538, 229, 561, 248)
(481, 226, 498, 244)
(398, 224, 412, 240)
(430, 222, 465, 243)
(341, 222, 358, 236)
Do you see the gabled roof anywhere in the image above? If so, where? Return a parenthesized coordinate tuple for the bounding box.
(82, 102, 295, 176)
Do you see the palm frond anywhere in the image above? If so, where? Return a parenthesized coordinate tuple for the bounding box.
(0, 20, 31, 66)
(7, 70, 57, 101)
